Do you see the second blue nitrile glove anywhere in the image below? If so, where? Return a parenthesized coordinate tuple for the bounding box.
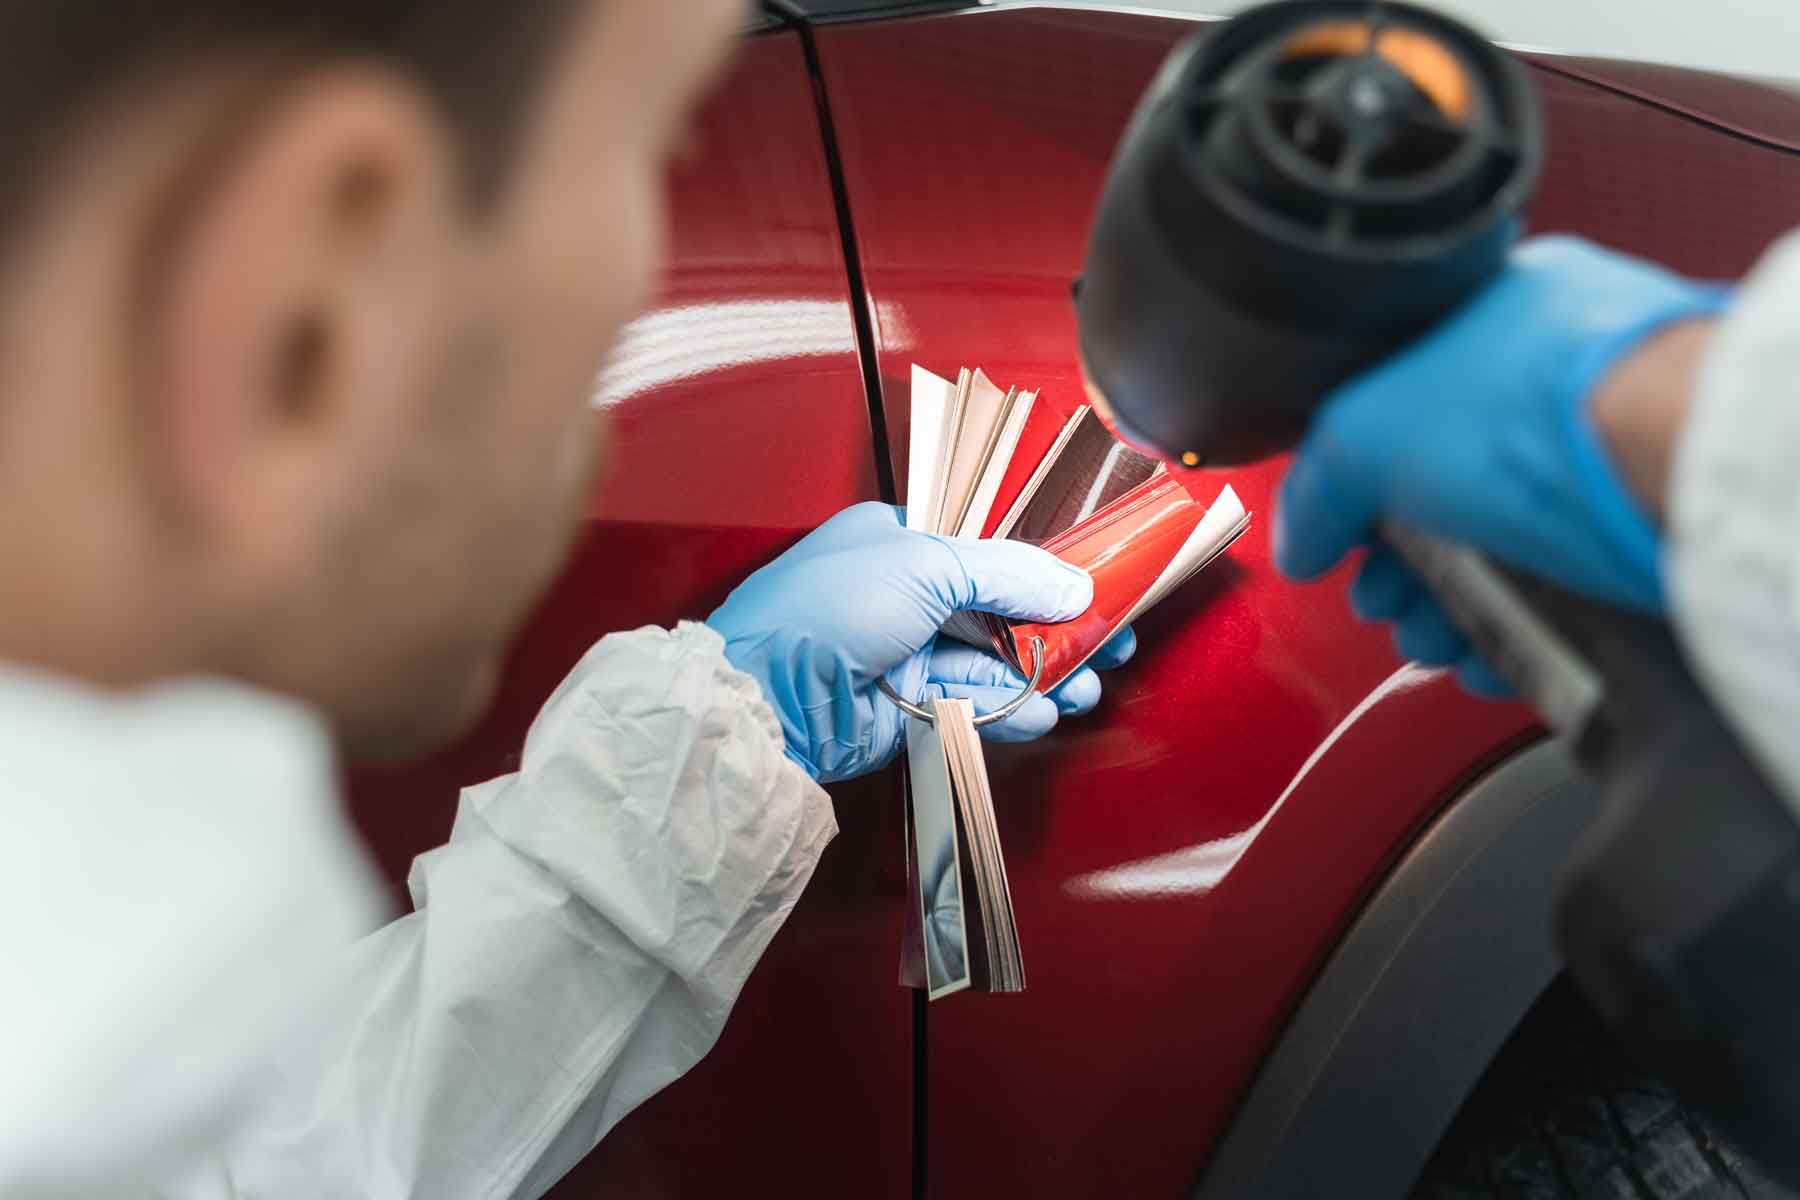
(707, 502, 1136, 783)
(1274, 236, 1728, 692)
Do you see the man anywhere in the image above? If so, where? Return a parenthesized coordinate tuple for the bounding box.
(4, 0, 1786, 1192)
(0, 2, 1135, 1195)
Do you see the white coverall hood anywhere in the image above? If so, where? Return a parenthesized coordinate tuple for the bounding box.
(0, 670, 387, 1196)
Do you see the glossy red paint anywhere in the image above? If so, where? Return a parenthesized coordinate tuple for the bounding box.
(345, 34, 908, 1199)
(814, 7, 1800, 1196)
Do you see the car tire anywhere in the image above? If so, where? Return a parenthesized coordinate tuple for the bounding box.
(1409, 978, 1800, 1199)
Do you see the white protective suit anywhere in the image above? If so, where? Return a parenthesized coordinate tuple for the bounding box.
(0, 621, 834, 1199)
(1669, 228, 1800, 820)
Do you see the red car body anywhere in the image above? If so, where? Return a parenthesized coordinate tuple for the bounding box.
(346, 5, 1800, 1197)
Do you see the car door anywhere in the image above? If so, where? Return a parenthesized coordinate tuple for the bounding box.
(345, 22, 913, 1199)
(805, 5, 1800, 1198)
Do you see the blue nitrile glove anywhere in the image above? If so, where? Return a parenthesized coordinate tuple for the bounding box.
(707, 502, 1138, 783)
(1274, 236, 1729, 695)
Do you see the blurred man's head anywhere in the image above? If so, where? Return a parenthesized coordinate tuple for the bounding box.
(0, 0, 745, 756)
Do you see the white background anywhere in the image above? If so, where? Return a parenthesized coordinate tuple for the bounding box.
(1058, 1, 1798, 79)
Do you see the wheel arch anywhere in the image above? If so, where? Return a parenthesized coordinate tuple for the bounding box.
(1193, 739, 1600, 1199)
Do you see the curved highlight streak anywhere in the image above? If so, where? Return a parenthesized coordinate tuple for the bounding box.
(1067, 662, 1439, 901)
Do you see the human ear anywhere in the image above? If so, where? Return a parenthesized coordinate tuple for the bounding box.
(137, 66, 462, 550)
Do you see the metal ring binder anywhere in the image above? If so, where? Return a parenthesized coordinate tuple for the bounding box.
(876, 636, 1047, 728)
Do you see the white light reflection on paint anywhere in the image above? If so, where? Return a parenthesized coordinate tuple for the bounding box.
(592, 299, 856, 408)
(1066, 663, 1440, 902)
(874, 298, 917, 352)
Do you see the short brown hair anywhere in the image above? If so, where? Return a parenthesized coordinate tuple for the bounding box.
(0, 2, 584, 234)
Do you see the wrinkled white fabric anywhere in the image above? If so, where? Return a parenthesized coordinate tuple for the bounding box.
(1668, 229, 1800, 819)
(2, 621, 833, 1199)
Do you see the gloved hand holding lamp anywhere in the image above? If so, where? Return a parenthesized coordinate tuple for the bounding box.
(1274, 237, 1730, 692)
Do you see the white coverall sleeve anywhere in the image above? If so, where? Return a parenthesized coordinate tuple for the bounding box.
(180, 621, 836, 1199)
(1667, 229, 1800, 819)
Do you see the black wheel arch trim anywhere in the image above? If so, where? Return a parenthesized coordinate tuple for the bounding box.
(1191, 739, 1601, 1199)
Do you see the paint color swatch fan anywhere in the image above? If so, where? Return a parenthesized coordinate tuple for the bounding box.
(897, 365, 1249, 998)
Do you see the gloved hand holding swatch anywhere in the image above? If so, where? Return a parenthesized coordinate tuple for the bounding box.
(897, 364, 1248, 999)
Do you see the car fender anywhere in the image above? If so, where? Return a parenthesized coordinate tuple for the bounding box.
(1193, 740, 1599, 1199)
